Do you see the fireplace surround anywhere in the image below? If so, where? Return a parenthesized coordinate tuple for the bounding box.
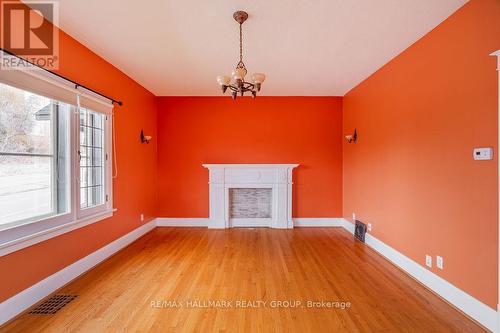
(202, 164, 299, 228)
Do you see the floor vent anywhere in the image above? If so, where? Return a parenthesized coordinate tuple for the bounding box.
(354, 220, 367, 243)
(29, 294, 78, 315)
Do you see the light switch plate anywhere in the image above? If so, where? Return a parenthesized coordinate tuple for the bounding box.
(436, 256, 443, 269)
(425, 255, 432, 268)
(473, 147, 493, 160)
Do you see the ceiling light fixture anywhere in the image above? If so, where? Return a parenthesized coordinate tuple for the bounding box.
(216, 11, 266, 99)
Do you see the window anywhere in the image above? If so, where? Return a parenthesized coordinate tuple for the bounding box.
(79, 108, 105, 210)
(0, 61, 114, 255)
(0, 83, 71, 228)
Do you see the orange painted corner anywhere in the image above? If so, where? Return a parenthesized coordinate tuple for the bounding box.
(343, 0, 500, 308)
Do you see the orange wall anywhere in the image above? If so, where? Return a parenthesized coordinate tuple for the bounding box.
(0, 7, 158, 301)
(157, 97, 343, 218)
(343, 0, 500, 308)
(1, 0, 498, 313)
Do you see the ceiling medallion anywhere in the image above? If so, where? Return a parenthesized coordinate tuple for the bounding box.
(216, 11, 266, 99)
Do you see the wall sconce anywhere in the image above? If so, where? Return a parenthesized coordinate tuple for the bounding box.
(140, 130, 152, 144)
(345, 128, 358, 144)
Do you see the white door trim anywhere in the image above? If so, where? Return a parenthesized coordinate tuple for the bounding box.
(491, 49, 500, 333)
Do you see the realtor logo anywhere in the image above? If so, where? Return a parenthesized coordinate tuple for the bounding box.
(1, 0, 59, 69)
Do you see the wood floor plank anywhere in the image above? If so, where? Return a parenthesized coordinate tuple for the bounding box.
(0, 227, 488, 332)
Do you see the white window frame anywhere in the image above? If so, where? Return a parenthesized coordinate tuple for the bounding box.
(76, 105, 113, 220)
(0, 56, 115, 257)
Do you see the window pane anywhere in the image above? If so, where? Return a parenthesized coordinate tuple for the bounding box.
(0, 156, 52, 224)
(79, 108, 104, 209)
(0, 84, 52, 155)
(0, 82, 71, 228)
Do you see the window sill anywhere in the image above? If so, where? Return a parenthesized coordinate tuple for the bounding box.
(0, 209, 117, 257)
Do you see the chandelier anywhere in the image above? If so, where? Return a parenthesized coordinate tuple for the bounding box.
(216, 11, 266, 99)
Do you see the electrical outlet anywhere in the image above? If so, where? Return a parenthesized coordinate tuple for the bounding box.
(436, 256, 443, 269)
(367, 223, 372, 232)
(140, 213, 144, 222)
(425, 255, 432, 268)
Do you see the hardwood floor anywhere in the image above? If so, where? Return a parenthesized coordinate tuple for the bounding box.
(1, 227, 487, 332)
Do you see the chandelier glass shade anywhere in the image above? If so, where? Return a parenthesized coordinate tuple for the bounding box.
(216, 11, 266, 99)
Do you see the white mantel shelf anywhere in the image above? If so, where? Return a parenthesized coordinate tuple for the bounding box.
(202, 164, 299, 229)
(203, 164, 299, 168)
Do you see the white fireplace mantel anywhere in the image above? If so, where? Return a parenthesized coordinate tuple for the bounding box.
(202, 164, 299, 229)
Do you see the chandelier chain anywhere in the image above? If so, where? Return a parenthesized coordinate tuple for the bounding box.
(239, 23, 244, 66)
(217, 10, 264, 99)
(235, 19, 248, 78)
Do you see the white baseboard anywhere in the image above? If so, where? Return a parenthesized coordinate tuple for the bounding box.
(340, 218, 497, 332)
(155, 217, 344, 228)
(293, 218, 344, 227)
(1, 217, 496, 331)
(155, 218, 209, 227)
(0, 220, 156, 326)
(498, 305, 500, 333)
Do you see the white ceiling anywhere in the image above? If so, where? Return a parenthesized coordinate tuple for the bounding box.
(53, 0, 467, 96)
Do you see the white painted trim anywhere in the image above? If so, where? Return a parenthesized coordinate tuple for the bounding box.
(340, 218, 497, 332)
(293, 218, 345, 227)
(75, 109, 114, 220)
(0, 209, 117, 257)
(491, 49, 500, 333)
(154, 218, 346, 228)
(1, 217, 496, 330)
(491, 50, 500, 70)
(0, 220, 155, 326)
(202, 164, 299, 168)
(155, 218, 209, 227)
(0, 76, 114, 258)
(202, 164, 298, 229)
